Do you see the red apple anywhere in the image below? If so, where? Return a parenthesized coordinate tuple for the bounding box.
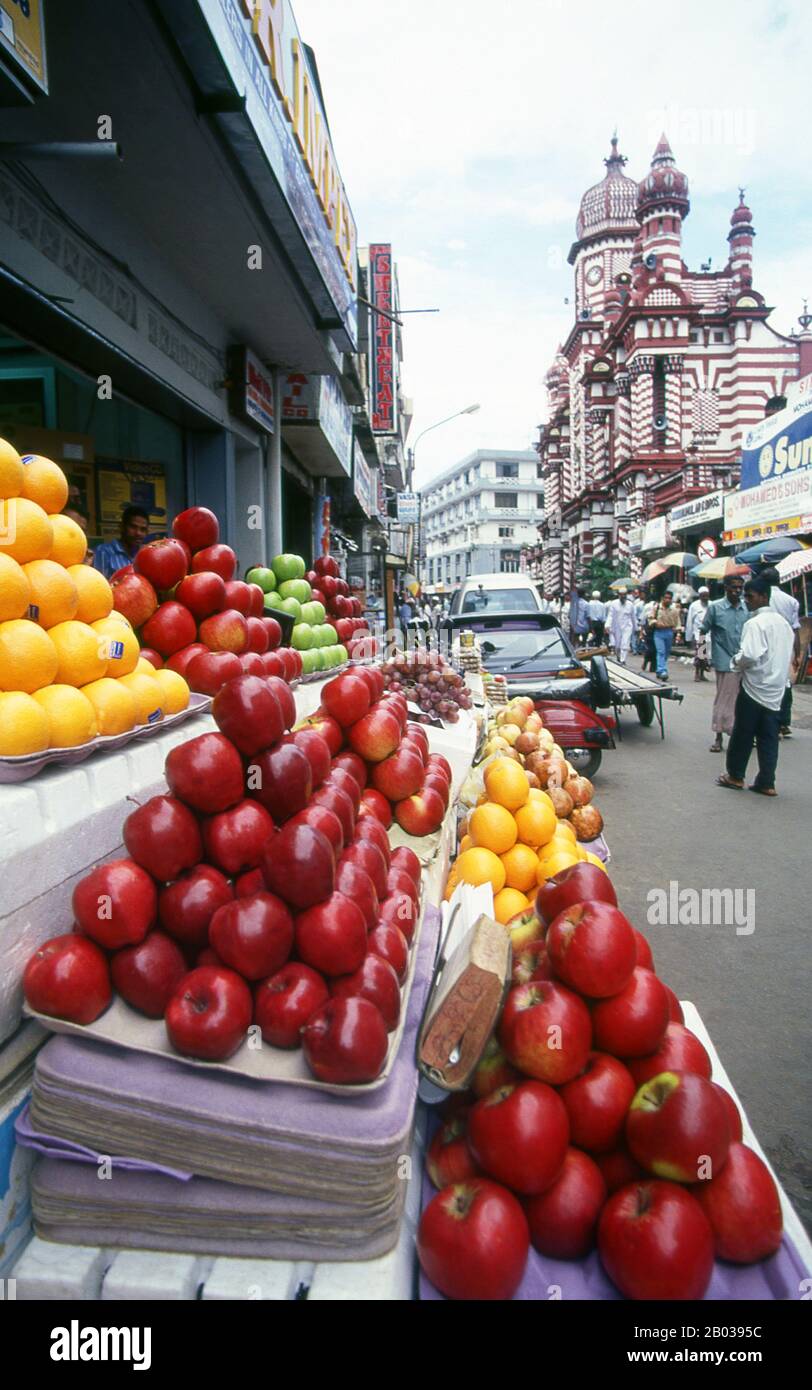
(254, 963, 329, 1048)
(334, 860, 379, 931)
(394, 787, 446, 837)
(135, 537, 188, 590)
(277, 729, 331, 788)
(330, 954, 401, 1032)
(199, 608, 248, 654)
(330, 750, 366, 790)
(24, 934, 112, 1024)
(400, 735, 428, 765)
(358, 787, 393, 828)
(468, 1080, 569, 1195)
(367, 923, 408, 981)
(547, 901, 637, 999)
(239, 652, 265, 676)
(598, 1180, 715, 1300)
(471, 1036, 521, 1099)
(260, 651, 286, 678)
(692, 1142, 782, 1262)
(348, 705, 401, 762)
(277, 648, 299, 682)
(261, 822, 335, 910)
(634, 929, 655, 971)
(325, 766, 362, 812)
(422, 772, 451, 805)
(223, 580, 251, 615)
(158, 864, 233, 951)
(197, 946, 223, 968)
(377, 892, 418, 943)
(355, 666, 385, 701)
(595, 1145, 648, 1194)
(426, 752, 452, 781)
(211, 674, 283, 756)
(663, 984, 684, 1023)
(241, 616, 269, 654)
(175, 571, 227, 621)
(311, 783, 355, 846)
(626, 1071, 731, 1184)
(111, 570, 158, 627)
(261, 616, 282, 650)
(141, 601, 197, 657)
(340, 840, 388, 900)
(246, 584, 264, 617)
(73, 859, 156, 949)
(627, 1023, 712, 1087)
(525, 1148, 607, 1258)
(511, 940, 553, 987)
(165, 966, 252, 1060)
(165, 642, 208, 677)
(372, 747, 425, 801)
(535, 861, 617, 926)
(192, 544, 237, 582)
(165, 731, 245, 813)
(234, 868, 265, 899)
(559, 1052, 636, 1154)
(353, 814, 391, 868)
(202, 799, 275, 876)
(249, 743, 313, 821)
(285, 805, 343, 860)
(172, 505, 219, 551)
(417, 1178, 529, 1301)
(137, 647, 163, 669)
(314, 555, 340, 578)
(711, 1083, 743, 1142)
(386, 867, 419, 905)
(294, 892, 367, 977)
(187, 650, 243, 695)
(175, 538, 193, 571)
(301, 996, 388, 1083)
(591, 968, 670, 1058)
(123, 795, 202, 883)
(321, 672, 372, 727)
(265, 676, 296, 731)
(388, 845, 420, 885)
(111, 932, 187, 1017)
(209, 892, 294, 981)
(498, 980, 592, 1085)
(426, 1115, 480, 1189)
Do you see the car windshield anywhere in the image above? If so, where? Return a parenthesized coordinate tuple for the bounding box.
(477, 628, 571, 668)
(460, 587, 538, 614)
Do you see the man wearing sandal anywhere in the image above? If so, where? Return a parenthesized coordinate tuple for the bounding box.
(717, 575, 794, 797)
(702, 574, 750, 753)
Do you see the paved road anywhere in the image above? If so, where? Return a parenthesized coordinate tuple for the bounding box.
(592, 654, 811, 1233)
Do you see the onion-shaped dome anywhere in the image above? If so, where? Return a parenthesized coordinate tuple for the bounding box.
(576, 136, 639, 241)
(730, 188, 754, 229)
(637, 134, 690, 218)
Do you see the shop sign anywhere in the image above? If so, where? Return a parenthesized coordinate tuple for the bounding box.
(199, 0, 357, 346)
(669, 490, 724, 532)
(97, 459, 168, 541)
(739, 379, 812, 488)
(0, 0, 47, 96)
(626, 525, 644, 552)
(369, 244, 398, 434)
(723, 467, 812, 543)
(318, 374, 353, 474)
(641, 515, 670, 551)
(377, 470, 387, 519)
(353, 439, 374, 517)
(396, 492, 419, 524)
(230, 347, 274, 434)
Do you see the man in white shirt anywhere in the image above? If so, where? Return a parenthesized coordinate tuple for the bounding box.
(606, 588, 637, 665)
(587, 591, 607, 644)
(685, 586, 711, 681)
(717, 574, 794, 797)
(761, 566, 801, 737)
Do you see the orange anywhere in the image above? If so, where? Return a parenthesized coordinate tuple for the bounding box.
(19, 455, 69, 514)
(119, 671, 164, 725)
(500, 842, 539, 894)
(528, 788, 555, 809)
(0, 554, 31, 621)
(68, 565, 113, 623)
(136, 657, 157, 675)
(484, 758, 530, 813)
(0, 690, 50, 755)
(584, 852, 608, 873)
(458, 833, 472, 854)
(469, 801, 518, 855)
(443, 866, 462, 902)
(32, 685, 97, 748)
(0, 438, 24, 498)
(22, 560, 78, 628)
(455, 846, 506, 895)
(493, 887, 530, 926)
(47, 620, 108, 687)
(536, 849, 580, 886)
(80, 677, 137, 735)
(48, 513, 87, 566)
(554, 820, 578, 845)
(152, 667, 190, 714)
(0, 619, 58, 693)
(515, 798, 557, 849)
(1, 497, 53, 563)
(91, 616, 140, 677)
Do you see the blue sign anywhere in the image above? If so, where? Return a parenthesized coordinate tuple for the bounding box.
(740, 380, 812, 488)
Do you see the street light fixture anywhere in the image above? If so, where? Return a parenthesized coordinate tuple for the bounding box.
(410, 403, 481, 587)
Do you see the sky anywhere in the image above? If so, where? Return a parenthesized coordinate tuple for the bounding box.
(294, 0, 812, 488)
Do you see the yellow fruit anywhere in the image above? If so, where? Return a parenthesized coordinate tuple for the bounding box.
(535, 850, 580, 886)
(47, 620, 108, 687)
(48, 513, 87, 566)
(68, 565, 113, 623)
(22, 559, 78, 628)
(19, 455, 69, 514)
(81, 677, 137, 735)
(500, 842, 540, 894)
(515, 798, 557, 849)
(584, 851, 608, 873)
(0, 690, 50, 755)
(136, 657, 157, 675)
(510, 913, 545, 951)
(554, 821, 578, 845)
(119, 671, 164, 725)
(455, 846, 506, 894)
(32, 684, 97, 748)
(0, 554, 32, 621)
(152, 668, 190, 714)
(443, 867, 461, 902)
(0, 619, 58, 693)
(1, 497, 54, 563)
(469, 801, 518, 856)
(0, 438, 24, 498)
(458, 833, 472, 854)
(493, 887, 530, 925)
(91, 616, 140, 677)
(484, 758, 530, 813)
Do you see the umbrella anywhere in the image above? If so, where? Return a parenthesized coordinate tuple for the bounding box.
(777, 550, 812, 582)
(641, 552, 698, 582)
(734, 537, 810, 565)
(691, 556, 751, 580)
(609, 577, 635, 591)
(666, 582, 697, 604)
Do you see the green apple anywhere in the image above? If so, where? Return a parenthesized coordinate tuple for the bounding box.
(308, 600, 325, 624)
(291, 622, 315, 650)
(272, 553, 306, 583)
(264, 592, 286, 612)
(300, 648, 320, 675)
(334, 644, 349, 665)
(311, 647, 326, 671)
(279, 578, 312, 605)
(246, 566, 276, 592)
(320, 623, 339, 647)
(299, 602, 320, 626)
(279, 596, 302, 621)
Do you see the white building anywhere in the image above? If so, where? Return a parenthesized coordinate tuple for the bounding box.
(420, 449, 542, 590)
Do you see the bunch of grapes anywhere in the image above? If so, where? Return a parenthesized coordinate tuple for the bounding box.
(379, 649, 471, 723)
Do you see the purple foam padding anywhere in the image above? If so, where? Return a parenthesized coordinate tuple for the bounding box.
(417, 1168, 810, 1301)
(15, 1105, 193, 1180)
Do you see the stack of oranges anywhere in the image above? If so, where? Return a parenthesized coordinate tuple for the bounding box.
(445, 758, 606, 923)
(0, 437, 189, 756)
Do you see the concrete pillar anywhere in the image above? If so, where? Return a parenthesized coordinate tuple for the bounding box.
(268, 372, 283, 557)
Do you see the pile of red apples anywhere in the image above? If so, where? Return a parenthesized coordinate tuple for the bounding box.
(24, 669, 454, 1084)
(306, 554, 377, 660)
(418, 860, 783, 1301)
(110, 505, 304, 695)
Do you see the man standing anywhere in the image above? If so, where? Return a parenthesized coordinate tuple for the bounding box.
(761, 566, 801, 738)
(700, 575, 750, 751)
(569, 586, 590, 645)
(606, 587, 637, 665)
(686, 586, 712, 681)
(587, 590, 607, 644)
(717, 574, 793, 796)
(93, 504, 149, 579)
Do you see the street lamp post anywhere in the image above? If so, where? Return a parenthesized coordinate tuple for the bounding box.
(410, 403, 480, 588)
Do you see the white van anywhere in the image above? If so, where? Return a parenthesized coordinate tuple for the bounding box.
(448, 573, 544, 617)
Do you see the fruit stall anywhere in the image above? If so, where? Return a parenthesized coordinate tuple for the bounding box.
(1, 436, 810, 1303)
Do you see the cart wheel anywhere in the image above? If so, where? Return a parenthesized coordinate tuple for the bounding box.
(635, 695, 655, 727)
(568, 748, 602, 778)
(589, 654, 613, 708)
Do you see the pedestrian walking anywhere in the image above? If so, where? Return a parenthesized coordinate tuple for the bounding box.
(569, 586, 590, 645)
(606, 587, 637, 665)
(651, 590, 681, 681)
(761, 566, 801, 738)
(699, 574, 750, 752)
(686, 586, 712, 681)
(398, 592, 414, 631)
(717, 574, 794, 797)
(587, 590, 607, 644)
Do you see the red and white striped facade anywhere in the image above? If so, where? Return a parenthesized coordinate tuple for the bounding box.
(536, 135, 812, 596)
